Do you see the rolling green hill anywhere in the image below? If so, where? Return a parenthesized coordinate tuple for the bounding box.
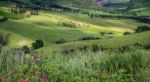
(0, 12, 149, 48)
(57, 31, 150, 51)
(1, 0, 98, 9)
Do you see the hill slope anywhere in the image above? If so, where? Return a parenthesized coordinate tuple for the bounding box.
(58, 31, 150, 51)
(0, 12, 149, 47)
(1, 0, 98, 9)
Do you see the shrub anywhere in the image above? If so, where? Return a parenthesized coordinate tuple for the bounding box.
(0, 32, 10, 52)
(55, 39, 66, 44)
(32, 39, 44, 50)
(92, 44, 100, 52)
(59, 20, 85, 28)
(0, 16, 8, 23)
(135, 26, 150, 33)
(78, 36, 100, 41)
(22, 45, 30, 54)
(123, 31, 131, 35)
(143, 44, 150, 50)
(100, 32, 105, 36)
(118, 45, 131, 53)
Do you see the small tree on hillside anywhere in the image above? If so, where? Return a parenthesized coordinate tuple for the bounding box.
(22, 45, 30, 54)
(0, 33, 10, 52)
(123, 31, 131, 35)
(32, 39, 44, 50)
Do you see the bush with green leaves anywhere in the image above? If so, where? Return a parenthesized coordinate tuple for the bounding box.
(135, 26, 150, 33)
(55, 39, 66, 44)
(78, 36, 101, 41)
(32, 39, 44, 50)
(123, 31, 131, 35)
(0, 16, 8, 23)
(22, 45, 30, 54)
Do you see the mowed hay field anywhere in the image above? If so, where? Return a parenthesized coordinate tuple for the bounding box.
(0, 12, 150, 47)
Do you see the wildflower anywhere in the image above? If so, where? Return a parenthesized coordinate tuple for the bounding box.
(2, 75, 8, 82)
(2, 79, 5, 82)
(129, 80, 132, 82)
(12, 80, 15, 82)
(21, 79, 26, 82)
(34, 71, 39, 78)
(41, 76, 47, 82)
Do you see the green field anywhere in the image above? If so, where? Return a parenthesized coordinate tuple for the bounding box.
(57, 31, 150, 51)
(0, 12, 149, 48)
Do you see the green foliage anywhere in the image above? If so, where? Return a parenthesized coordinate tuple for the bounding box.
(0, 48, 149, 82)
(0, 16, 8, 23)
(123, 31, 131, 35)
(0, 9, 24, 19)
(78, 36, 101, 41)
(21, 45, 30, 54)
(32, 39, 44, 50)
(135, 26, 150, 33)
(0, 31, 10, 52)
(55, 39, 67, 44)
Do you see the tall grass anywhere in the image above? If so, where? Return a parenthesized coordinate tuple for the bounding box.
(0, 48, 149, 82)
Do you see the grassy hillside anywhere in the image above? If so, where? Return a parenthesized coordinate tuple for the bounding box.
(109, 0, 129, 3)
(1, 0, 98, 9)
(0, 12, 149, 47)
(58, 31, 150, 51)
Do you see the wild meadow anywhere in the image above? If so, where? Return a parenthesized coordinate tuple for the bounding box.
(0, 47, 150, 82)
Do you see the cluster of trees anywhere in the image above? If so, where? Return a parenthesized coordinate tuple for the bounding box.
(78, 36, 101, 41)
(31, 39, 44, 50)
(59, 20, 86, 28)
(55, 39, 66, 44)
(100, 32, 113, 36)
(20, 39, 44, 54)
(135, 26, 150, 33)
(89, 14, 150, 23)
(10, 7, 39, 16)
(127, 0, 150, 9)
(3, 0, 98, 9)
(123, 25, 150, 35)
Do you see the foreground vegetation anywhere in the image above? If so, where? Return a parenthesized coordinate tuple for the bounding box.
(0, 48, 149, 82)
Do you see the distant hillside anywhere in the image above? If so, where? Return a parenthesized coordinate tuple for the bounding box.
(127, 0, 150, 16)
(1, 0, 99, 9)
(128, 0, 150, 8)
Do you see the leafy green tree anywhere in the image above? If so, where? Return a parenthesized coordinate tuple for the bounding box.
(32, 39, 44, 50)
(0, 32, 10, 52)
(22, 45, 30, 54)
